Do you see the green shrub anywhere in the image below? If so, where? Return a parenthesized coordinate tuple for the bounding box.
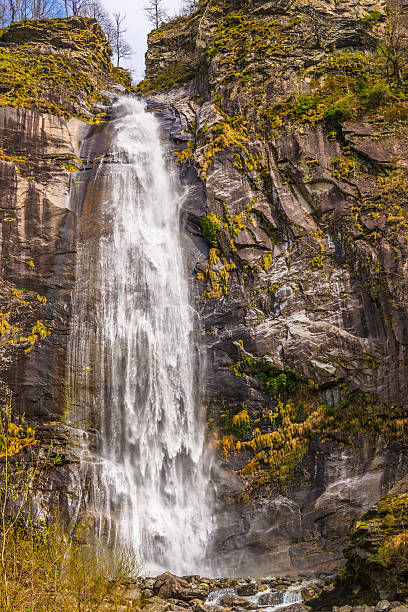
(231, 349, 297, 399)
(358, 82, 390, 108)
(200, 212, 221, 246)
(293, 94, 319, 116)
(323, 98, 354, 125)
(361, 10, 382, 26)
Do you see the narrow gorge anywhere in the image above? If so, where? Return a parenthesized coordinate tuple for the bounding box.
(0, 1, 408, 610)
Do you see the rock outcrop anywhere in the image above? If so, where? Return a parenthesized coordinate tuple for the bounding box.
(312, 488, 408, 607)
(138, 0, 408, 575)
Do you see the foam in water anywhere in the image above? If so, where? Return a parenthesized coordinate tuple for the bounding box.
(68, 97, 214, 575)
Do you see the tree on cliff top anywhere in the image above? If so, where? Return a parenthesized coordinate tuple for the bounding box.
(144, 0, 168, 30)
(0, 0, 60, 24)
(111, 11, 132, 67)
(376, 9, 408, 87)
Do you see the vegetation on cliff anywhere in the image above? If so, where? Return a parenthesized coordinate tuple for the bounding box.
(312, 493, 408, 606)
(207, 341, 408, 493)
(0, 16, 133, 120)
(140, 0, 408, 526)
(0, 394, 142, 610)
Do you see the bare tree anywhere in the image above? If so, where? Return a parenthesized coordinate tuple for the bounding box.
(111, 11, 132, 67)
(78, 0, 114, 42)
(179, 0, 200, 16)
(144, 0, 168, 30)
(8, 0, 17, 21)
(1, 0, 62, 22)
(80, 0, 104, 20)
(64, 0, 88, 16)
(0, 0, 10, 25)
(31, 0, 62, 18)
(376, 9, 407, 87)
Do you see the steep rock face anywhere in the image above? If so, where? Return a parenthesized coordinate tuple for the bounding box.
(139, 0, 408, 574)
(0, 18, 129, 514)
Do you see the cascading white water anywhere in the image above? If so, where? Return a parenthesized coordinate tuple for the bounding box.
(68, 97, 213, 575)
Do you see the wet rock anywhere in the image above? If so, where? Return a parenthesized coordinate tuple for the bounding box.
(216, 594, 258, 609)
(182, 575, 201, 583)
(167, 599, 190, 608)
(143, 596, 183, 612)
(302, 586, 320, 601)
(189, 599, 207, 612)
(236, 583, 257, 597)
(283, 605, 309, 612)
(154, 573, 191, 600)
(258, 591, 285, 606)
(375, 602, 390, 612)
(144, 579, 157, 589)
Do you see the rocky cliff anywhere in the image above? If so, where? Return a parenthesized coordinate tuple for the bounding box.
(138, 0, 408, 577)
(0, 16, 131, 513)
(1, 1, 408, 594)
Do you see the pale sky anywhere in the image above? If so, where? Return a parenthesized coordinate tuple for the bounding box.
(101, 0, 183, 82)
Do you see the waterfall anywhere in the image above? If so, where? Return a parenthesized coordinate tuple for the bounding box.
(68, 97, 213, 575)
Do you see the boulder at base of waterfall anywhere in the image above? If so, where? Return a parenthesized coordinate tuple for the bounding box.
(258, 591, 285, 606)
(153, 573, 207, 602)
(282, 605, 309, 612)
(189, 598, 207, 612)
(216, 593, 258, 609)
(167, 598, 190, 608)
(236, 583, 258, 596)
(143, 595, 187, 611)
(154, 573, 191, 599)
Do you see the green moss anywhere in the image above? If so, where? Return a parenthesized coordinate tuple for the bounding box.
(230, 349, 297, 399)
(200, 115, 250, 178)
(0, 150, 27, 163)
(361, 10, 383, 26)
(332, 495, 408, 603)
(209, 10, 294, 90)
(174, 139, 194, 165)
(222, 341, 408, 490)
(219, 406, 255, 437)
(197, 249, 236, 298)
(331, 155, 359, 180)
(200, 212, 221, 246)
(136, 62, 195, 95)
(260, 48, 406, 131)
(111, 66, 133, 89)
(0, 17, 130, 121)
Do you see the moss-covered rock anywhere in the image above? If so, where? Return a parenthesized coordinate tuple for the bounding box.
(311, 493, 408, 607)
(0, 16, 133, 120)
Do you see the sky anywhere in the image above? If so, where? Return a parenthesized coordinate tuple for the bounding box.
(101, 0, 183, 82)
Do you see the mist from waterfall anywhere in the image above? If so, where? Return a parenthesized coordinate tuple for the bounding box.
(67, 97, 214, 575)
